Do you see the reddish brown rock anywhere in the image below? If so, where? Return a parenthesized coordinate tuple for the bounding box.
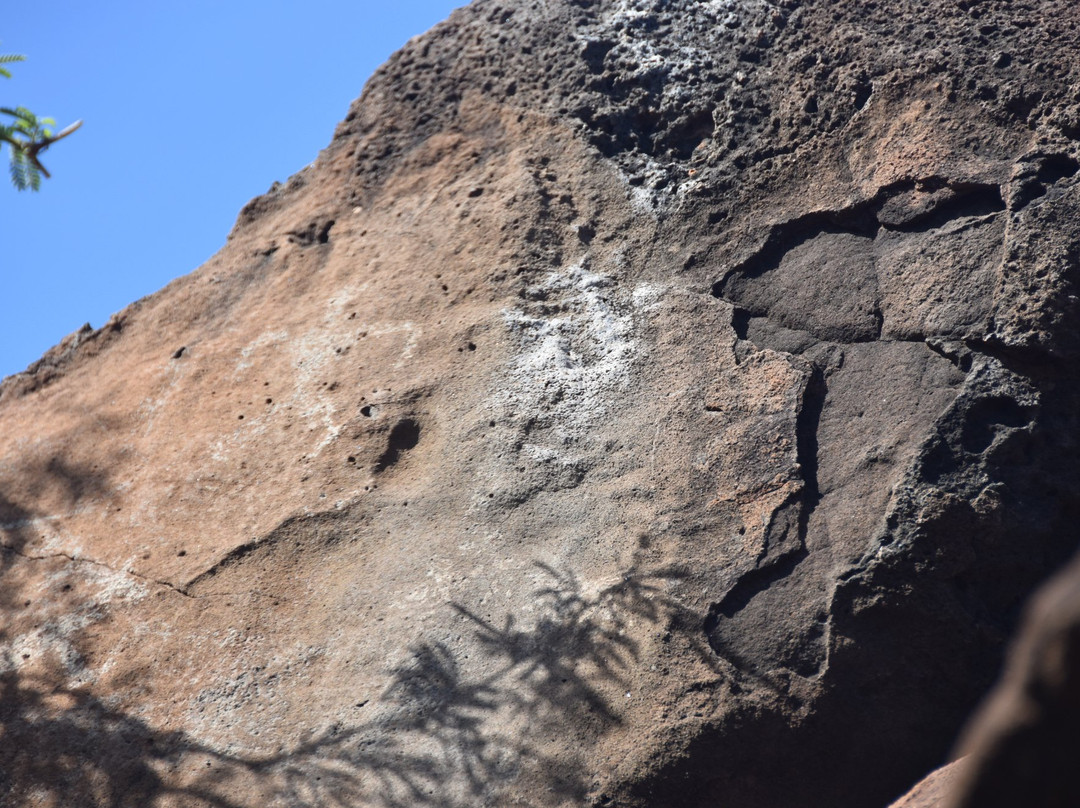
(2, 1, 1079, 806)
(890, 760, 970, 808)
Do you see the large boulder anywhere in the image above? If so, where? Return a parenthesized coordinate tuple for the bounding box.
(2, 1, 1079, 806)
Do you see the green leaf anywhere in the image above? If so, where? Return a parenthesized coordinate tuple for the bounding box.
(9, 147, 42, 191)
(2, 46, 76, 190)
(9, 149, 29, 190)
(0, 50, 26, 79)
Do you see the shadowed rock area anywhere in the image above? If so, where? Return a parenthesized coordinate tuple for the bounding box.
(2, 1, 1079, 806)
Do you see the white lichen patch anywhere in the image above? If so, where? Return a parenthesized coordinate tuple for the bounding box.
(212, 303, 418, 466)
(496, 257, 637, 448)
(574, 0, 775, 207)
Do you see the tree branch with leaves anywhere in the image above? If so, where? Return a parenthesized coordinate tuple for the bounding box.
(1, 46, 81, 191)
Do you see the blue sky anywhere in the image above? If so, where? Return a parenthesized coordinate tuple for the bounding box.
(1, 1, 463, 380)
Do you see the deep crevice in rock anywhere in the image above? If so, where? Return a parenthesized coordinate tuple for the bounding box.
(711, 207, 879, 302)
(795, 365, 826, 519)
(703, 364, 825, 673)
(711, 179, 1008, 347)
(705, 547, 809, 628)
(882, 184, 1005, 233)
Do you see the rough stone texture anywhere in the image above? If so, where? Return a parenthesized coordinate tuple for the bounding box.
(2, 1, 1080, 806)
(889, 760, 970, 808)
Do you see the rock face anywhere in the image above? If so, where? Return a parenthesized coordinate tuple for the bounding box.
(2, 1, 1079, 806)
(888, 760, 971, 808)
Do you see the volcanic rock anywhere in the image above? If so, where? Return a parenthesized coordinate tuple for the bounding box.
(2, 1, 1080, 806)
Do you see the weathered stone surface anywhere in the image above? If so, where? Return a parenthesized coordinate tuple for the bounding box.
(2, 1, 1079, 806)
(889, 760, 970, 808)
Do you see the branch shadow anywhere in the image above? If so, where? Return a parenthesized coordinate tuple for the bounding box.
(0, 664, 243, 808)
(0, 453, 115, 583)
(0, 550, 701, 807)
(241, 561, 698, 807)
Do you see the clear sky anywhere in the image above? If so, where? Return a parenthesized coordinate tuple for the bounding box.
(1, 0, 463, 380)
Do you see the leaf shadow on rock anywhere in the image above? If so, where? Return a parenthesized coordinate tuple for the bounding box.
(241, 560, 700, 807)
(0, 665, 241, 808)
(0, 458, 231, 807)
(0, 454, 112, 554)
(0, 553, 701, 807)
(453, 562, 642, 727)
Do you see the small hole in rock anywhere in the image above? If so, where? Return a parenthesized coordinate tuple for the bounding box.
(361, 405, 373, 417)
(468, 342, 476, 351)
(375, 419, 422, 471)
(178, 550, 187, 557)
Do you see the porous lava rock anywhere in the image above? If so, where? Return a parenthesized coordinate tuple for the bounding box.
(2, 1, 1080, 806)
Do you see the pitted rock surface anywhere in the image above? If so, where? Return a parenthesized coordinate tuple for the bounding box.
(2, 2, 1080, 807)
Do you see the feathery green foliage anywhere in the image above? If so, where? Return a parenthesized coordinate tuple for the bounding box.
(2, 106, 54, 190)
(0, 52, 25, 79)
(1, 43, 80, 191)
